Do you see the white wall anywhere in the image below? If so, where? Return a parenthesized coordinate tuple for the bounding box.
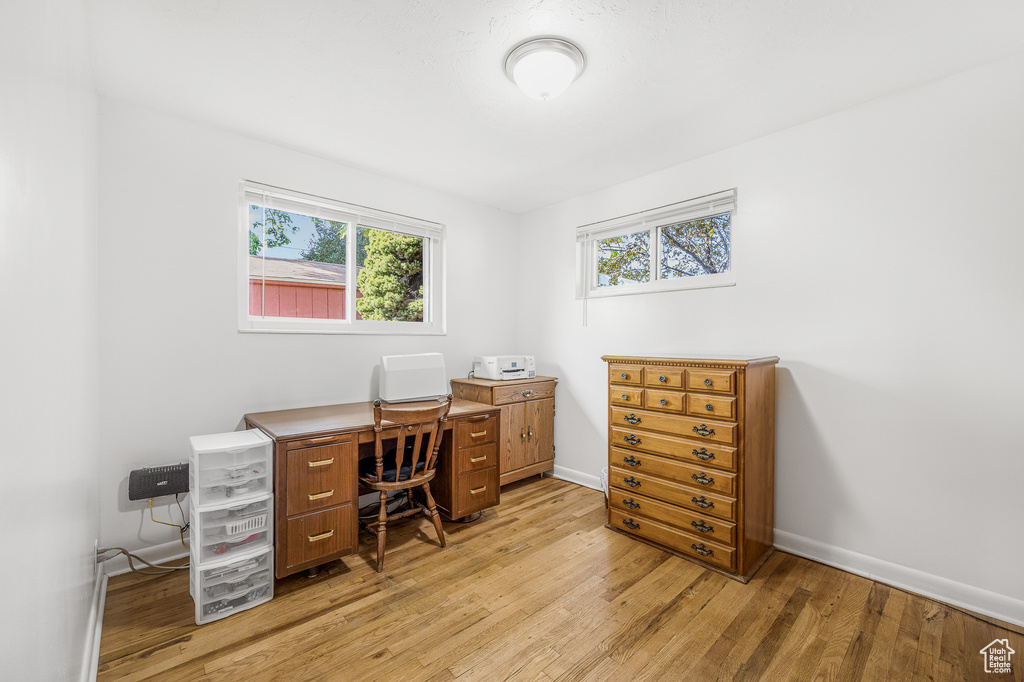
(0, 1, 101, 679)
(519, 54, 1024, 622)
(97, 100, 520, 556)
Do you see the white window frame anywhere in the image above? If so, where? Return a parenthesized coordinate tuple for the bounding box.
(239, 181, 446, 335)
(575, 189, 736, 299)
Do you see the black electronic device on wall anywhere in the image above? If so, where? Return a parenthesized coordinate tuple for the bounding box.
(128, 463, 189, 500)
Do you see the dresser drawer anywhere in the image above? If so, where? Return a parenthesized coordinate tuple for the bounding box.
(610, 490, 736, 546)
(609, 512, 735, 571)
(686, 369, 736, 394)
(455, 413, 498, 446)
(454, 468, 499, 516)
(610, 447, 736, 495)
(283, 504, 356, 572)
(609, 465, 736, 521)
(492, 381, 555, 405)
(610, 387, 644, 407)
(610, 406, 735, 445)
(455, 443, 496, 474)
(609, 364, 644, 386)
(686, 393, 737, 421)
(644, 367, 684, 389)
(285, 441, 355, 517)
(644, 388, 684, 413)
(610, 422, 737, 470)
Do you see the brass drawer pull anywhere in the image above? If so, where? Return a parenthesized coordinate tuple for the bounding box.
(692, 496, 714, 509)
(621, 394, 629, 401)
(704, 378, 712, 387)
(693, 424, 716, 437)
(623, 413, 641, 425)
(308, 458, 334, 468)
(691, 520, 714, 534)
(528, 427, 533, 440)
(470, 486, 487, 495)
(470, 430, 487, 438)
(622, 498, 640, 509)
(660, 398, 667, 406)
(705, 403, 714, 412)
(623, 476, 641, 488)
(308, 489, 334, 501)
(692, 473, 714, 486)
(622, 455, 641, 467)
(623, 434, 641, 446)
(691, 543, 714, 557)
(306, 435, 338, 444)
(308, 530, 334, 543)
(521, 390, 534, 398)
(623, 518, 640, 530)
(469, 455, 487, 463)
(693, 448, 715, 461)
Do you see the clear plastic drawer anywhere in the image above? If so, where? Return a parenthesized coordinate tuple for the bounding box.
(188, 429, 273, 506)
(190, 547, 273, 625)
(191, 495, 273, 565)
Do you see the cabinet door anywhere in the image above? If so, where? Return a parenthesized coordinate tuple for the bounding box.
(525, 398, 554, 466)
(499, 402, 526, 475)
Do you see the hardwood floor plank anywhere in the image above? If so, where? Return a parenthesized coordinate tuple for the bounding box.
(96, 479, 1023, 681)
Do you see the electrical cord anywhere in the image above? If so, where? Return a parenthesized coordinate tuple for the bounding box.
(149, 497, 190, 549)
(96, 546, 189, 575)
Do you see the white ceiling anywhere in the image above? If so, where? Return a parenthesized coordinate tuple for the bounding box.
(83, 0, 1024, 215)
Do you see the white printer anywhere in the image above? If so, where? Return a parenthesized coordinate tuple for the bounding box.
(473, 356, 536, 381)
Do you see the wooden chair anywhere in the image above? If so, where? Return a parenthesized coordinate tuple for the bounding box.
(358, 395, 453, 572)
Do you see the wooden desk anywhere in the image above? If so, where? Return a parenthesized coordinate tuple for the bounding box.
(244, 398, 501, 579)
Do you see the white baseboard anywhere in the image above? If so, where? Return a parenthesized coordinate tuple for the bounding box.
(101, 540, 190, 577)
(548, 465, 603, 492)
(775, 530, 1023, 627)
(80, 567, 108, 682)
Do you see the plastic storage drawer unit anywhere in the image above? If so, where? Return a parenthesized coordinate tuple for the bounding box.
(190, 546, 274, 625)
(188, 429, 272, 506)
(191, 495, 273, 565)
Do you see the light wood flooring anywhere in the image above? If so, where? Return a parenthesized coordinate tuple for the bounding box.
(99, 477, 1022, 681)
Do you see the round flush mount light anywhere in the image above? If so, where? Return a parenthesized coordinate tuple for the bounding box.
(505, 37, 586, 101)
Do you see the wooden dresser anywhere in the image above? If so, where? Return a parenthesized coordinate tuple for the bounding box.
(450, 376, 556, 485)
(602, 355, 778, 582)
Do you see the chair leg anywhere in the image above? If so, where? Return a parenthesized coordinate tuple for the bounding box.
(420, 483, 446, 548)
(375, 490, 388, 572)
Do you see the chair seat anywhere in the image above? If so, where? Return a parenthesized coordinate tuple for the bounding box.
(358, 443, 427, 483)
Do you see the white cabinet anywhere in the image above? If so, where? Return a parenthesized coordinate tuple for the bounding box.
(188, 429, 274, 624)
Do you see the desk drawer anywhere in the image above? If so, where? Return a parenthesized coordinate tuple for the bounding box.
(456, 443, 497, 475)
(285, 440, 355, 517)
(283, 504, 355, 572)
(454, 468, 499, 517)
(455, 413, 498, 446)
(492, 381, 556, 405)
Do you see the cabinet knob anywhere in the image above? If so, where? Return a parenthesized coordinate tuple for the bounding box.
(620, 372, 627, 379)
(659, 375, 666, 383)
(621, 394, 628, 401)
(704, 378, 712, 386)
(705, 403, 713, 412)
(660, 398, 667, 406)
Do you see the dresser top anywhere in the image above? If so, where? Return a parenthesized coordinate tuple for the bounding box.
(601, 354, 779, 368)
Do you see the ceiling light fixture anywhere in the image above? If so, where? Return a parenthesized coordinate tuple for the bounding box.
(505, 37, 586, 101)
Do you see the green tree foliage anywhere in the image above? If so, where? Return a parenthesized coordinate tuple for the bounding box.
(249, 208, 299, 256)
(301, 218, 347, 264)
(597, 231, 650, 286)
(356, 230, 424, 321)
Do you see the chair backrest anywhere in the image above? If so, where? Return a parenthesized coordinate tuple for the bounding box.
(371, 394, 453, 483)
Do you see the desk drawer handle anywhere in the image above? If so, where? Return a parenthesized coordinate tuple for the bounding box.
(470, 430, 487, 438)
(466, 415, 490, 422)
(308, 530, 334, 543)
(308, 490, 334, 501)
(691, 543, 714, 557)
(693, 448, 715, 461)
(692, 496, 714, 509)
(469, 455, 487, 463)
(622, 498, 640, 509)
(306, 435, 337, 444)
(469, 486, 487, 495)
(623, 434, 641, 446)
(308, 458, 334, 468)
(691, 520, 714, 534)
(692, 473, 714, 486)
(622, 455, 641, 467)
(705, 404, 714, 412)
(623, 518, 640, 530)
(623, 476, 641, 488)
(693, 424, 716, 437)
(623, 413, 641, 425)
(659, 375, 666, 383)
(704, 378, 712, 387)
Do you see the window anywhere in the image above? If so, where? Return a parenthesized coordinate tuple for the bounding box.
(576, 189, 736, 299)
(240, 182, 445, 334)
